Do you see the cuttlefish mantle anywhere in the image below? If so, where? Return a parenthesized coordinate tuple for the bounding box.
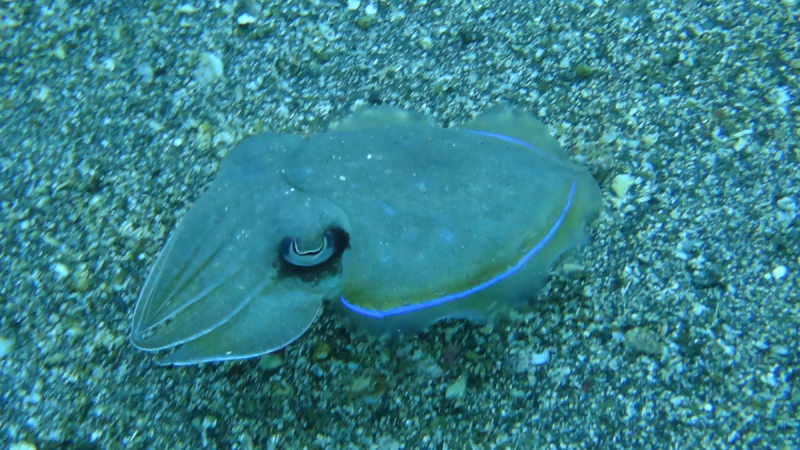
(130, 105, 602, 365)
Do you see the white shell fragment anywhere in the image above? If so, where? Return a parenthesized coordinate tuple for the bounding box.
(194, 52, 224, 84)
(176, 4, 199, 14)
(237, 13, 257, 25)
(771, 265, 787, 280)
(530, 349, 550, 365)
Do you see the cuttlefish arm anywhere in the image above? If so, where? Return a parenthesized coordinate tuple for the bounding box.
(131, 134, 350, 365)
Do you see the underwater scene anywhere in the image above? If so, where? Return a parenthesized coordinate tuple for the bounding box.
(0, 0, 798, 448)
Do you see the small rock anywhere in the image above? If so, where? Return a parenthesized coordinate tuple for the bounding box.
(418, 36, 433, 50)
(445, 373, 467, 399)
(776, 197, 796, 211)
(641, 132, 659, 147)
(0, 336, 14, 359)
(54, 44, 67, 60)
(258, 353, 283, 370)
(561, 263, 585, 276)
(661, 49, 680, 66)
(237, 13, 257, 25)
(457, 27, 483, 45)
(350, 376, 372, 393)
(9, 443, 37, 450)
(137, 63, 154, 84)
(195, 52, 224, 84)
(771, 345, 789, 356)
(575, 64, 595, 78)
(176, 4, 199, 14)
(71, 269, 90, 292)
(611, 174, 635, 198)
(313, 340, 332, 360)
(691, 303, 708, 316)
(691, 264, 723, 288)
(52, 262, 70, 280)
(416, 355, 444, 379)
(600, 130, 619, 144)
(213, 130, 235, 147)
(389, 5, 406, 21)
(376, 436, 401, 450)
(624, 328, 663, 356)
(355, 16, 374, 30)
(530, 349, 550, 365)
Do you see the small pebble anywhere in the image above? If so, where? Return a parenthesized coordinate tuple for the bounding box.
(776, 197, 796, 211)
(52, 262, 70, 280)
(9, 443, 37, 450)
(389, 5, 406, 21)
(771, 345, 789, 356)
(355, 16, 374, 30)
(530, 349, 550, 365)
(313, 340, 332, 360)
(258, 354, 283, 370)
(575, 64, 594, 78)
(0, 336, 14, 359)
(692, 303, 708, 316)
(176, 4, 199, 14)
(418, 36, 433, 50)
(195, 52, 224, 84)
(445, 374, 467, 399)
(771, 265, 787, 280)
(350, 376, 372, 393)
(611, 174, 635, 198)
(237, 13, 257, 25)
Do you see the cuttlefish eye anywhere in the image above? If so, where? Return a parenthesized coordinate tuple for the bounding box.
(280, 231, 336, 267)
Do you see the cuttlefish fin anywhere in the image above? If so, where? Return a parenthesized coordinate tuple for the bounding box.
(328, 105, 435, 131)
(459, 105, 568, 160)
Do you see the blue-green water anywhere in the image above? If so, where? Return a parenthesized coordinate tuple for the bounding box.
(0, 0, 797, 448)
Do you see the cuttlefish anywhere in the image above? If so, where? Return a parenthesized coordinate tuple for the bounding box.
(131, 105, 602, 365)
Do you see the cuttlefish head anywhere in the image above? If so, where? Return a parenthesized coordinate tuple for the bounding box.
(130, 135, 350, 365)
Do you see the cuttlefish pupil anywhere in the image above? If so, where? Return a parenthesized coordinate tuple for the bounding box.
(281, 231, 336, 267)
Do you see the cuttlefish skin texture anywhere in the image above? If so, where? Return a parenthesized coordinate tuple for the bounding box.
(131, 106, 602, 365)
